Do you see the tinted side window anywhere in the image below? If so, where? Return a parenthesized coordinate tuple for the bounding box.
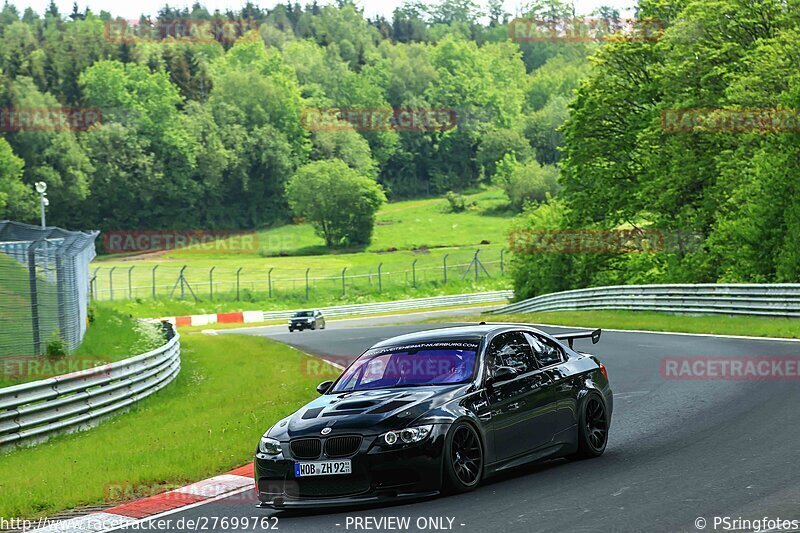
(524, 333, 563, 367)
(487, 332, 536, 375)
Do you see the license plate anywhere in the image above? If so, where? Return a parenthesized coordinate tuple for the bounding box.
(294, 460, 352, 477)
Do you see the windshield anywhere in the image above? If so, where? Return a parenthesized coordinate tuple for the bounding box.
(293, 311, 313, 317)
(331, 341, 479, 392)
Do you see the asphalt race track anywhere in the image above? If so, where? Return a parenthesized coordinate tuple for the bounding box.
(161, 319, 800, 533)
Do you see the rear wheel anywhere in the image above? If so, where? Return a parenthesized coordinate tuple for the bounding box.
(573, 392, 609, 458)
(443, 422, 483, 493)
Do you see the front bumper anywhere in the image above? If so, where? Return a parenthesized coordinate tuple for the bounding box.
(289, 321, 313, 330)
(254, 426, 448, 509)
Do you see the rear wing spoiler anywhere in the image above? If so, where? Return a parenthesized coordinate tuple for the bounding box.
(553, 329, 602, 349)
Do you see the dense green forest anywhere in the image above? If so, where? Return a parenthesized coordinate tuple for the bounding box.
(1, 0, 798, 296)
(0, 0, 589, 232)
(511, 0, 800, 297)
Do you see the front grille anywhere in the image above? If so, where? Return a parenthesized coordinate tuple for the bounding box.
(324, 435, 362, 458)
(286, 475, 370, 498)
(290, 438, 321, 459)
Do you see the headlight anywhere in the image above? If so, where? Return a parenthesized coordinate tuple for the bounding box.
(380, 425, 433, 446)
(258, 436, 282, 455)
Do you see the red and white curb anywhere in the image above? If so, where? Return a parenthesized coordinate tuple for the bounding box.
(31, 464, 254, 532)
(156, 311, 264, 328)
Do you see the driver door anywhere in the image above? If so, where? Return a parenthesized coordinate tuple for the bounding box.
(485, 332, 555, 461)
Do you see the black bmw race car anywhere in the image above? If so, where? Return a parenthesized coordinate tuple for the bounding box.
(255, 323, 612, 509)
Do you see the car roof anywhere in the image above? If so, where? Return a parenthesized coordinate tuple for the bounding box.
(369, 324, 546, 349)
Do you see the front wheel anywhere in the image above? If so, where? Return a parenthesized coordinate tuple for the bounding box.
(443, 422, 483, 493)
(572, 392, 609, 459)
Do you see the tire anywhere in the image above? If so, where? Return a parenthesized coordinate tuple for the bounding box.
(443, 422, 483, 493)
(311, 323, 316, 330)
(288, 328, 294, 333)
(572, 392, 609, 459)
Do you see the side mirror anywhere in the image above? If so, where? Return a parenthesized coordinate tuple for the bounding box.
(316, 380, 334, 395)
(488, 366, 517, 385)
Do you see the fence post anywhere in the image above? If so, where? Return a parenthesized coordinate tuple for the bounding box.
(128, 266, 135, 299)
(378, 263, 382, 292)
(209, 267, 215, 301)
(27, 243, 41, 355)
(474, 249, 480, 282)
(180, 266, 186, 300)
(236, 267, 242, 301)
(55, 252, 67, 340)
(152, 265, 158, 300)
(109, 266, 116, 301)
(443, 254, 448, 284)
(500, 249, 505, 275)
(268, 267, 274, 298)
(92, 267, 100, 301)
(341, 267, 347, 296)
(412, 259, 418, 288)
(305, 268, 310, 301)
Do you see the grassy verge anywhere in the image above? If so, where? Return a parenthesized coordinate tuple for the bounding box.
(0, 308, 165, 388)
(96, 277, 511, 318)
(176, 300, 506, 333)
(461, 310, 800, 339)
(0, 334, 326, 519)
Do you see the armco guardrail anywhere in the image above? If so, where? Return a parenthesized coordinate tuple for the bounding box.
(260, 290, 514, 321)
(492, 284, 800, 318)
(0, 331, 180, 448)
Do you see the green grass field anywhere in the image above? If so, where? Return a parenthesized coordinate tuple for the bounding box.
(458, 310, 800, 339)
(0, 334, 327, 519)
(87, 189, 514, 316)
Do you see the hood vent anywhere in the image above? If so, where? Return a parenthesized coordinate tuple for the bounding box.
(302, 407, 324, 419)
(368, 400, 415, 414)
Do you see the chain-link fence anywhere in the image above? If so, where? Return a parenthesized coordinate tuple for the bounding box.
(90, 248, 510, 303)
(0, 221, 98, 356)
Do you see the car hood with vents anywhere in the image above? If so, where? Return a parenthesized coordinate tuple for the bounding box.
(268, 385, 470, 439)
